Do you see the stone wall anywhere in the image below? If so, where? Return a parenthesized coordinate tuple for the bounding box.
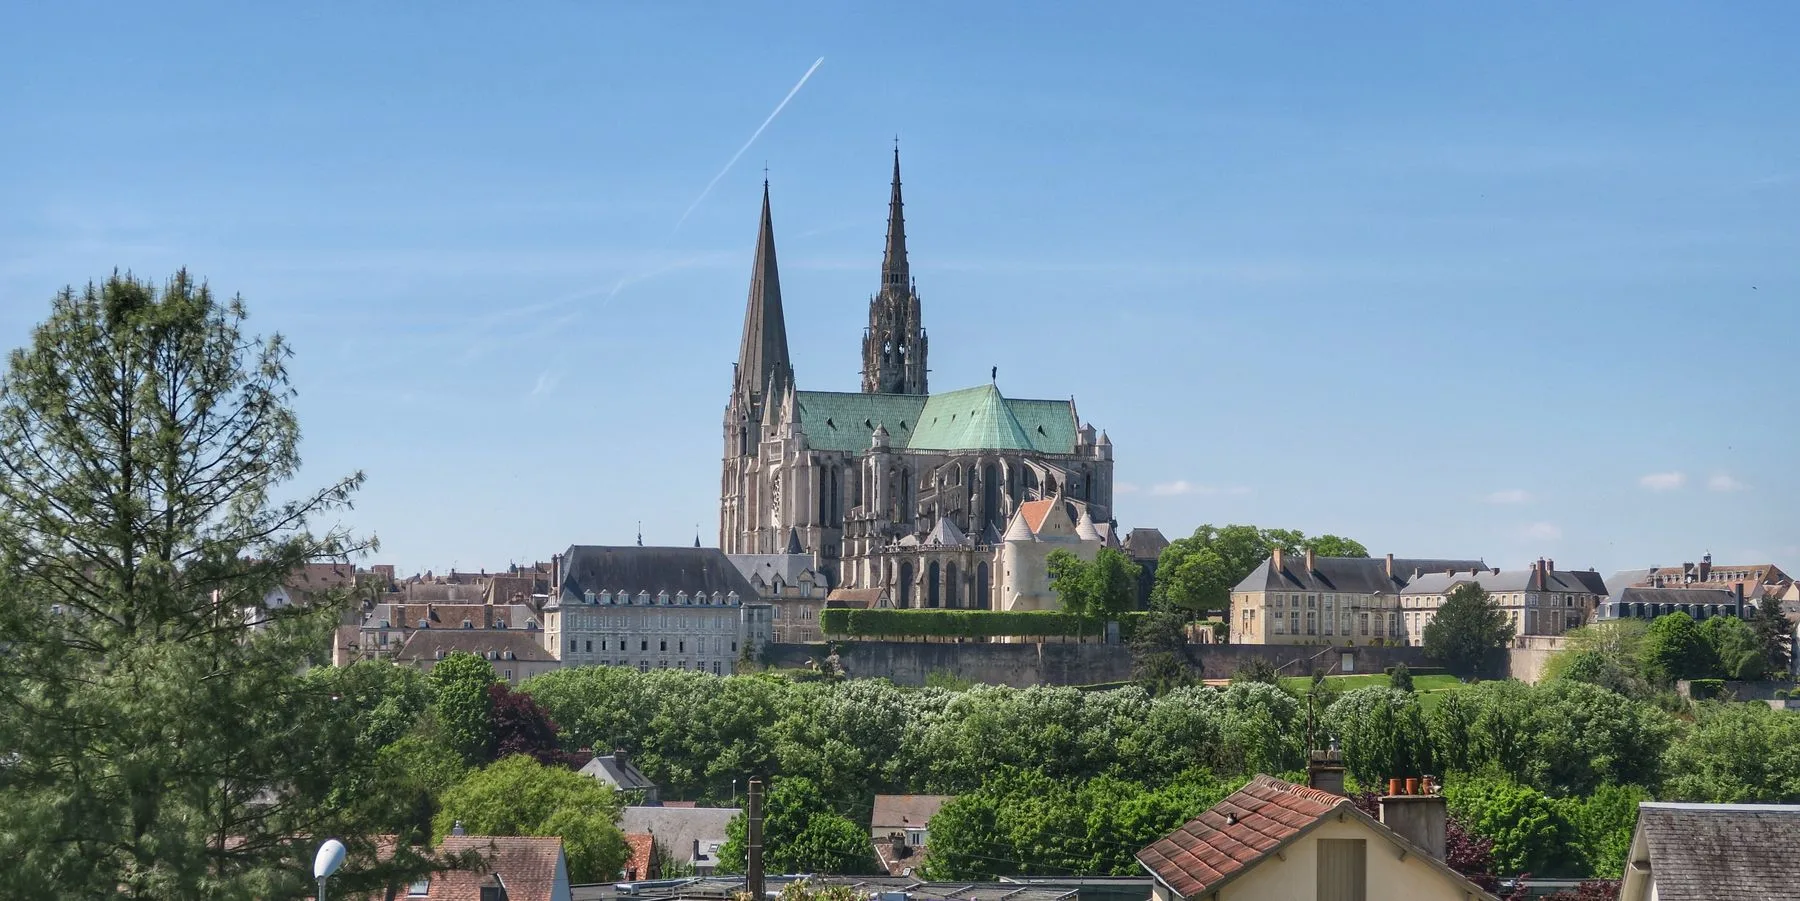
(764, 641, 1435, 688)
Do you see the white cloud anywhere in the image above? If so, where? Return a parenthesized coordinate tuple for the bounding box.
(1522, 522, 1563, 541)
(1485, 489, 1530, 505)
(1115, 482, 1141, 495)
(528, 370, 561, 398)
(1150, 480, 1251, 498)
(1708, 473, 1746, 492)
(1639, 471, 1687, 492)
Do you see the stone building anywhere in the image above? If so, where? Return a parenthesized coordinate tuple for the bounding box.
(719, 152, 1114, 609)
(727, 552, 831, 643)
(1398, 559, 1608, 644)
(544, 545, 773, 675)
(1230, 550, 1488, 645)
(997, 499, 1106, 611)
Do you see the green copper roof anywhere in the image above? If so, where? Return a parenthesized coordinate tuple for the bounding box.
(794, 384, 1078, 454)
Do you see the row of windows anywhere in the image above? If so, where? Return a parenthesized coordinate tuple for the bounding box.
(560, 613, 737, 632)
(567, 637, 738, 654)
(577, 589, 743, 607)
(1271, 611, 1402, 637)
(579, 659, 727, 675)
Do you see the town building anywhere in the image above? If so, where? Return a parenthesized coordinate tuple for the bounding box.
(728, 552, 831, 643)
(1229, 550, 1487, 645)
(1136, 775, 1497, 901)
(871, 794, 953, 877)
(577, 751, 658, 803)
(1121, 528, 1171, 609)
(1618, 801, 1800, 901)
(718, 153, 1115, 611)
(618, 806, 739, 877)
(1612, 554, 1793, 605)
(367, 834, 572, 901)
(392, 629, 559, 684)
(1398, 559, 1608, 644)
(998, 498, 1107, 611)
(336, 598, 544, 666)
(544, 546, 773, 675)
(1601, 585, 1745, 622)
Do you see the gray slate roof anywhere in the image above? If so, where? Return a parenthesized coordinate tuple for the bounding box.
(578, 754, 657, 793)
(726, 554, 823, 593)
(1630, 803, 1800, 900)
(558, 546, 757, 606)
(618, 806, 739, 865)
(1232, 556, 1487, 595)
(1401, 569, 1608, 596)
(1615, 586, 1741, 607)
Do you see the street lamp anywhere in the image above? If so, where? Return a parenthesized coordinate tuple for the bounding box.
(314, 838, 346, 901)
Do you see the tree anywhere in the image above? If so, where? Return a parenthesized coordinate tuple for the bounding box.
(1323, 687, 1433, 786)
(1699, 614, 1764, 681)
(717, 777, 877, 875)
(488, 682, 568, 766)
(0, 272, 436, 898)
(1557, 783, 1650, 880)
(1230, 656, 1279, 684)
(1638, 613, 1717, 685)
(433, 755, 630, 883)
(1752, 599, 1792, 677)
(1423, 584, 1516, 678)
(1151, 525, 1367, 613)
(1389, 663, 1415, 692)
(1129, 607, 1199, 694)
(1661, 702, 1800, 803)
(430, 652, 498, 762)
(1545, 621, 1652, 698)
(1047, 549, 1141, 641)
(1444, 776, 1585, 877)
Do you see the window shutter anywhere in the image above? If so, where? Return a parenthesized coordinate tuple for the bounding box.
(1316, 838, 1367, 901)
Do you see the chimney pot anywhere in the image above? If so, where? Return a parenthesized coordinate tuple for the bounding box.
(1404, 777, 1419, 795)
(1380, 788, 1448, 861)
(1272, 547, 1285, 572)
(1385, 553, 1395, 579)
(1305, 548, 1317, 573)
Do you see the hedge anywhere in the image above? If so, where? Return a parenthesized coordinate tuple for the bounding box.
(819, 608, 1149, 640)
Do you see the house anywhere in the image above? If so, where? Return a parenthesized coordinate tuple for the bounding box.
(577, 751, 658, 802)
(1230, 551, 1487, 645)
(339, 599, 545, 666)
(622, 833, 656, 882)
(1136, 775, 1498, 901)
(618, 806, 739, 876)
(1601, 586, 1744, 623)
(361, 835, 572, 901)
(544, 546, 774, 674)
(393, 629, 560, 684)
(1618, 802, 1800, 900)
(871, 794, 953, 877)
(1400, 559, 1609, 644)
(729, 552, 833, 643)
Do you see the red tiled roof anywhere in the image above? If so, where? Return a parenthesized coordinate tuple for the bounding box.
(433, 835, 566, 901)
(1136, 775, 1347, 898)
(871, 795, 953, 831)
(623, 833, 655, 881)
(1017, 500, 1057, 534)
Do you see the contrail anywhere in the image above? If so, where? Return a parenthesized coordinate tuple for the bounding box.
(672, 57, 824, 235)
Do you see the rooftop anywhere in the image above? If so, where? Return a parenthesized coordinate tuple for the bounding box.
(1626, 802, 1800, 900)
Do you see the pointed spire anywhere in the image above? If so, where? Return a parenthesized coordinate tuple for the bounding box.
(737, 180, 792, 401)
(786, 527, 804, 556)
(882, 144, 909, 293)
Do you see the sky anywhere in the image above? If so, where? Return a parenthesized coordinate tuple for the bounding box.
(2, 2, 1796, 578)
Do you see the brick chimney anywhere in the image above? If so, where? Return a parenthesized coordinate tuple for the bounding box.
(1380, 779, 1447, 861)
(1305, 548, 1317, 573)
(1307, 746, 1346, 796)
(1385, 553, 1395, 579)
(1272, 547, 1285, 572)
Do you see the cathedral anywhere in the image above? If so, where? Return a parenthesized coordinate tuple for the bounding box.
(720, 151, 1116, 610)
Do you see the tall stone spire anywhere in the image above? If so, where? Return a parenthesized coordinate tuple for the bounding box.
(736, 180, 792, 405)
(862, 147, 929, 395)
(882, 146, 909, 293)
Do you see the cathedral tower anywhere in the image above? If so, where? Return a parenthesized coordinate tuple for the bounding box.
(721, 181, 793, 552)
(861, 149, 929, 395)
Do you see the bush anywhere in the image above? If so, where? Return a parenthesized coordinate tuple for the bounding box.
(1688, 679, 1726, 700)
(819, 608, 1149, 640)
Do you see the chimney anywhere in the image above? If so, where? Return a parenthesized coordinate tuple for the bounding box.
(613, 747, 629, 767)
(1305, 547, 1317, 573)
(1380, 781, 1447, 861)
(1699, 554, 1713, 582)
(1547, 558, 1555, 576)
(1385, 553, 1395, 579)
(552, 553, 563, 595)
(1683, 562, 1695, 583)
(1307, 745, 1346, 796)
(1272, 547, 1285, 572)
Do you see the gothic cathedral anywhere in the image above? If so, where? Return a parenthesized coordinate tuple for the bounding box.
(720, 151, 1115, 610)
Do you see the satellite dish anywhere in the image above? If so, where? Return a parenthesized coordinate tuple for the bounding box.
(313, 839, 347, 880)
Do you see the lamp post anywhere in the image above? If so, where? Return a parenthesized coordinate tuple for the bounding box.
(314, 838, 346, 901)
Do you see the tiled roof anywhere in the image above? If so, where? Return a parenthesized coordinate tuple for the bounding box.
(1136, 775, 1346, 899)
(623, 833, 655, 881)
(1018, 500, 1057, 534)
(826, 588, 885, 608)
(421, 835, 568, 901)
(792, 385, 1079, 454)
(619, 807, 739, 866)
(395, 629, 557, 664)
(579, 755, 657, 792)
(1122, 528, 1170, 561)
(1232, 556, 1488, 595)
(871, 794, 954, 831)
(1615, 586, 1741, 607)
(1631, 803, 1800, 900)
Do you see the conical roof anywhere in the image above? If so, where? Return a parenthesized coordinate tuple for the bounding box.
(1003, 509, 1036, 542)
(737, 182, 791, 400)
(882, 146, 909, 293)
(926, 516, 972, 547)
(1075, 509, 1102, 542)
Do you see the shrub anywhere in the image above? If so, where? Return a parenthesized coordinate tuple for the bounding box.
(1688, 678, 1726, 700)
(819, 608, 1149, 640)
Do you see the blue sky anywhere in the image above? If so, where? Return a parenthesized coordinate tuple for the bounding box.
(2, 2, 1796, 578)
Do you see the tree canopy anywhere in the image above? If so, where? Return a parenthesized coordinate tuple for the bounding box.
(1151, 525, 1368, 612)
(1423, 583, 1516, 678)
(1047, 548, 1140, 639)
(432, 755, 630, 883)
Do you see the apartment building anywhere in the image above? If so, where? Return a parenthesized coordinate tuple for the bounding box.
(1229, 549, 1487, 645)
(544, 545, 773, 675)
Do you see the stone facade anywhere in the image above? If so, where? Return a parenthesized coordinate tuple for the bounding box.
(728, 552, 831, 643)
(719, 155, 1114, 609)
(1230, 550, 1488, 646)
(1399, 558, 1608, 644)
(544, 546, 773, 675)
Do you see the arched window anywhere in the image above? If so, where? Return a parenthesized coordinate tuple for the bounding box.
(976, 562, 991, 610)
(983, 463, 1001, 533)
(946, 562, 960, 608)
(927, 561, 941, 608)
(899, 562, 915, 608)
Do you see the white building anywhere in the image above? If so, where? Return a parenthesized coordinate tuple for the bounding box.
(544, 546, 773, 675)
(1399, 559, 1608, 645)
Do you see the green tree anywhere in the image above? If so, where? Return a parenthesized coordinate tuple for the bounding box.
(717, 777, 877, 875)
(1422, 583, 1515, 678)
(1151, 525, 1367, 614)
(1545, 621, 1652, 697)
(0, 272, 435, 899)
(1557, 783, 1651, 879)
(1389, 663, 1415, 692)
(1638, 613, 1718, 685)
(430, 652, 498, 762)
(1129, 607, 1199, 694)
(1699, 615, 1764, 681)
(1444, 776, 1585, 877)
(433, 755, 630, 883)
(1323, 687, 1433, 786)
(1303, 535, 1371, 558)
(1662, 703, 1800, 803)
(1047, 549, 1142, 641)
(1752, 599, 1792, 677)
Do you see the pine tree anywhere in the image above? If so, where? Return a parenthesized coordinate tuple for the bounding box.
(1753, 599, 1792, 678)
(0, 272, 433, 899)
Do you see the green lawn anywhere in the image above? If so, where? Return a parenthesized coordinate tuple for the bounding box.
(1280, 673, 1465, 694)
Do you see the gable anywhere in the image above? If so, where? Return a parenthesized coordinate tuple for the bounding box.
(1218, 817, 1490, 901)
